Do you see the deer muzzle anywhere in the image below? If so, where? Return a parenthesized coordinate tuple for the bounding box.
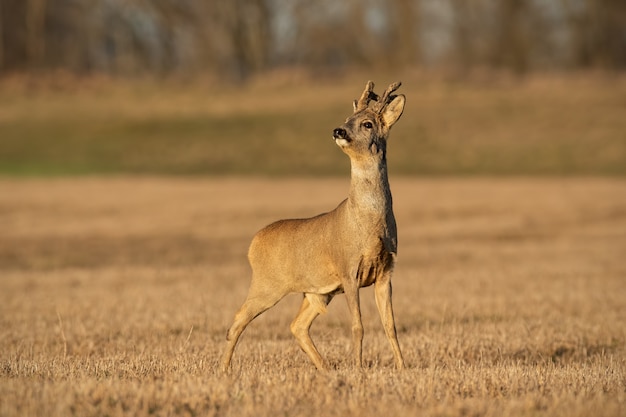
(333, 128, 348, 141)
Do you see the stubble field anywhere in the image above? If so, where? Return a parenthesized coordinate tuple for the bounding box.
(0, 176, 624, 416)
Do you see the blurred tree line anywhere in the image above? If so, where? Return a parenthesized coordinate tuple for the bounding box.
(0, 0, 624, 80)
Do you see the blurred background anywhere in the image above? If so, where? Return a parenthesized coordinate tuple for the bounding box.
(0, 0, 624, 176)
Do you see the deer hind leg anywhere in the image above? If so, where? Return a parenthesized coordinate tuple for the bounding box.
(290, 293, 333, 371)
(221, 283, 287, 372)
(374, 274, 405, 369)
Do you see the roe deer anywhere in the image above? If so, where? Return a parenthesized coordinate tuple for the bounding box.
(221, 81, 406, 371)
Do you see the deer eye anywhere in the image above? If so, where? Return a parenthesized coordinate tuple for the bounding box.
(362, 121, 373, 129)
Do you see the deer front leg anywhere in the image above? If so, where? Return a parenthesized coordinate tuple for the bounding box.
(374, 275, 405, 369)
(344, 283, 363, 368)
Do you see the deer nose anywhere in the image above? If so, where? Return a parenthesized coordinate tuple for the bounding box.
(333, 128, 347, 139)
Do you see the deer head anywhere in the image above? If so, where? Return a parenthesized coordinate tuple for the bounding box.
(332, 81, 406, 158)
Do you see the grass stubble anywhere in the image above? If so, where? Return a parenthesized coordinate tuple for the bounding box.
(0, 177, 624, 416)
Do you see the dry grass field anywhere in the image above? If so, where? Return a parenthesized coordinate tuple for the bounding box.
(1, 177, 624, 416)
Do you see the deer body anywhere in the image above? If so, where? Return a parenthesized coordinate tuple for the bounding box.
(222, 81, 406, 371)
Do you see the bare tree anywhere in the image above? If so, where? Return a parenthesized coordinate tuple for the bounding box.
(0, 0, 624, 78)
(225, 0, 271, 79)
(565, 0, 626, 70)
(0, 0, 3, 70)
(449, 0, 495, 74)
(490, 0, 531, 74)
(390, 0, 420, 66)
(26, 0, 46, 68)
(451, 0, 477, 74)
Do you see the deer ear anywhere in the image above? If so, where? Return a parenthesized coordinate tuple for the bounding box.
(382, 94, 405, 128)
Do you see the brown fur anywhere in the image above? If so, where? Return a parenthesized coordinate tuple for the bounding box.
(221, 81, 406, 371)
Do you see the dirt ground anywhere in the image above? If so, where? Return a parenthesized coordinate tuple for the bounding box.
(1, 177, 625, 416)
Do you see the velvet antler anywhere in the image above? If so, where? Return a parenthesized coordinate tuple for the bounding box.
(372, 81, 402, 113)
(353, 81, 402, 114)
(353, 80, 379, 113)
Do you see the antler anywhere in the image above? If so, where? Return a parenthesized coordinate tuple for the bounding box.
(353, 81, 402, 114)
(372, 81, 402, 113)
(353, 80, 379, 113)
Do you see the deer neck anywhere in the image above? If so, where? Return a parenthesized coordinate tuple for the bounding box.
(347, 153, 392, 216)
